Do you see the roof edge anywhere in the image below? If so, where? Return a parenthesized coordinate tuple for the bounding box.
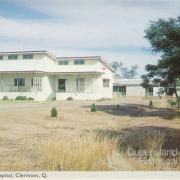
(0, 50, 57, 61)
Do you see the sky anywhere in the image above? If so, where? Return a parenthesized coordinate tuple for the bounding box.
(0, 0, 179, 75)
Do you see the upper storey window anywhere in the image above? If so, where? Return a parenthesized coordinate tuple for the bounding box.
(103, 79, 110, 88)
(0, 56, 3, 60)
(74, 59, 84, 65)
(23, 54, 33, 59)
(8, 54, 18, 60)
(58, 60, 69, 65)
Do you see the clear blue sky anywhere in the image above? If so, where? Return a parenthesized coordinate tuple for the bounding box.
(0, 0, 179, 75)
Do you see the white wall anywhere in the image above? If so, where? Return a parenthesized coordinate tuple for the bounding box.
(0, 53, 56, 72)
(126, 85, 145, 97)
(41, 75, 55, 100)
(99, 63, 114, 99)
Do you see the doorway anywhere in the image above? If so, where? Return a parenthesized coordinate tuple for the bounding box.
(58, 79, 66, 92)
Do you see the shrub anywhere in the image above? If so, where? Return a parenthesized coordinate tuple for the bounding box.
(51, 97, 56, 101)
(91, 103, 96, 112)
(15, 96, 27, 100)
(3, 96, 9, 100)
(149, 100, 153, 108)
(67, 97, 73, 101)
(117, 104, 120, 108)
(51, 107, 57, 117)
(167, 97, 180, 110)
(27, 97, 34, 100)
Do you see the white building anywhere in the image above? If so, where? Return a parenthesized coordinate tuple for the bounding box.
(0, 50, 114, 101)
(113, 78, 147, 98)
(113, 77, 169, 98)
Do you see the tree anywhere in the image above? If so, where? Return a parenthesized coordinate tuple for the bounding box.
(128, 65, 139, 79)
(142, 17, 180, 108)
(111, 61, 138, 79)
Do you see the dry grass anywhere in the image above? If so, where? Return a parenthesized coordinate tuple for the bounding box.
(0, 99, 180, 171)
(30, 129, 179, 171)
(35, 132, 118, 171)
(0, 129, 179, 171)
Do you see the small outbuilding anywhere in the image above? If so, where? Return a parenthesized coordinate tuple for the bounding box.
(113, 78, 153, 98)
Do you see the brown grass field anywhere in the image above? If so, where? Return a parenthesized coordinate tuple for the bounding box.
(0, 98, 180, 170)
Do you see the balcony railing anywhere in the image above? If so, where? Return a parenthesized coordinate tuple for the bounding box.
(0, 86, 33, 92)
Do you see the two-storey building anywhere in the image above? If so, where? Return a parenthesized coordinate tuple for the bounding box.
(0, 50, 114, 101)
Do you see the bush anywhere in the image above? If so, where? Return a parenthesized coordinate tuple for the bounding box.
(51, 107, 57, 117)
(3, 96, 9, 100)
(117, 104, 120, 108)
(167, 97, 180, 110)
(27, 97, 34, 100)
(91, 103, 96, 112)
(51, 97, 56, 101)
(149, 100, 153, 108)
(67, 97, 73, 101)
(15, 96, 27, 100)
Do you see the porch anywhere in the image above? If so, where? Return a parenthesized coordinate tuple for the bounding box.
(0, 72, 44, 100)
(0, 73, 43, 93)
(54, 73, 102, 100)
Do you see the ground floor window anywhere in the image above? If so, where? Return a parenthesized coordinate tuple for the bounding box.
(14, 78, 25, 86)
(76, 78, 85, 92)
(58, 79, 66, 92)
(32, 77, 43, 92)
(113, 85, 126, 95)
(14, 78, 26, 92)
(103, 79, 110, 87)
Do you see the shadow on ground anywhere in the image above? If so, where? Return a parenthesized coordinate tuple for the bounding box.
(83, 103, 175, 120)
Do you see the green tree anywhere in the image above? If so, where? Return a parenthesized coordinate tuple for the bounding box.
(142, 17, 180, 108)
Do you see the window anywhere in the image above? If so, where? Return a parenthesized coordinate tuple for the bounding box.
(58, 60, 69, 65)
(14, 78, 25, 86)
(113, 85, 126, 95)
(76, 78, 85, 92)
(0, 56, 3, 60)
(23, 54, 33, 59)
(103, 79, 110, 88)
(74, 59, 84, 65)
(8, 54, 18, 60)
(58, 79, 66, 92)
(32, 77, 42, 91)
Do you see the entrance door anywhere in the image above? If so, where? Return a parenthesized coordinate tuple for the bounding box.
(58, 79, 66, 92)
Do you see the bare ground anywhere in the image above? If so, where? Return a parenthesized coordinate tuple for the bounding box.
(0, 98, 180, 170)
